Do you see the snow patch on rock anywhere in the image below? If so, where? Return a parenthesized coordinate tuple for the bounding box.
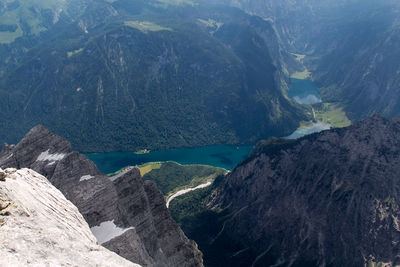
(0, 168, 140, 266)
(91, 220, 135, 245)
(80, 175, 95, 182)
(36, 149, 66, 162)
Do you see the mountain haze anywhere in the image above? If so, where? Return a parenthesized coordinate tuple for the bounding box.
(223, 0, 400, 121)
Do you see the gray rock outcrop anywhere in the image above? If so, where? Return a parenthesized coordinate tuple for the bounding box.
(0, 167, 140, 267)
(206, 115, 400, 266)
(0, 126, 203, 267)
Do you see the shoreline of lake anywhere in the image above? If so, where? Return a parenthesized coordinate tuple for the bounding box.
(87, 145, 254, 174)
(88, 78, 335, 174)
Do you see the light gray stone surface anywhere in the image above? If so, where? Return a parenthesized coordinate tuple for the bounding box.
(0, 126, 203, 267)
(0, 168, 140, 267)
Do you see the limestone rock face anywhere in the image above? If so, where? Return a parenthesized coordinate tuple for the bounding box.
(0, 167, 140, 267)
(0, 126, 203, 267)
(208, 115, 400, 266)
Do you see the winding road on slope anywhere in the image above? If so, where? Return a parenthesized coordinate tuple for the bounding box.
(166, 182, 212, 208)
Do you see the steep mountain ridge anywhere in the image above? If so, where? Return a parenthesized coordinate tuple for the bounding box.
(172, 115, 400, 266)
(0, 126, 203, 267)
(0, 167, 140, 267)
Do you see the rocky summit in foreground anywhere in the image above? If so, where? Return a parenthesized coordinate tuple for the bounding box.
(0, 167, 140, 267)
(0, 126, 202, 267)
(173, 115, 400, 266)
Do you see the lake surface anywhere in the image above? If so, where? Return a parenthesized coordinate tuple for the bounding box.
(286, 77, 331, 138)
(286, 121, 331, 139)
(288, 78, 322, 104)
(87, 145, 253, 174)
(88, 78, 329, 174)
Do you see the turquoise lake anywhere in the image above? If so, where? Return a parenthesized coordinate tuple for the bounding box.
(286, 121, 331, 139)
(87, 145, 253, 174)
(288, 78, 322, 104)
(88, 79, 330, 175)
(286, 77, 331, 138)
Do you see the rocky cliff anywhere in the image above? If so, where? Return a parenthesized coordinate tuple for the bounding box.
(213, 115, 400, 266)
(0, 126, 203, 267)
(173, 115, 400, 266)
(0, 167, 140, 267)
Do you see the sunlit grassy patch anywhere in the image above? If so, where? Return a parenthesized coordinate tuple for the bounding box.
(138, 162, 162, 176)
(67, 48, 84, 58)
(290, 70, 312, 79)
(142, 161, 226, 196)
(289, 53, 312, 79)
(0, 0, 66, 43)
(313, 103, 351, 128)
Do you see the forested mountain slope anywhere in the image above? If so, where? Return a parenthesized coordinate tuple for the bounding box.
(0, 0, 308, 152)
